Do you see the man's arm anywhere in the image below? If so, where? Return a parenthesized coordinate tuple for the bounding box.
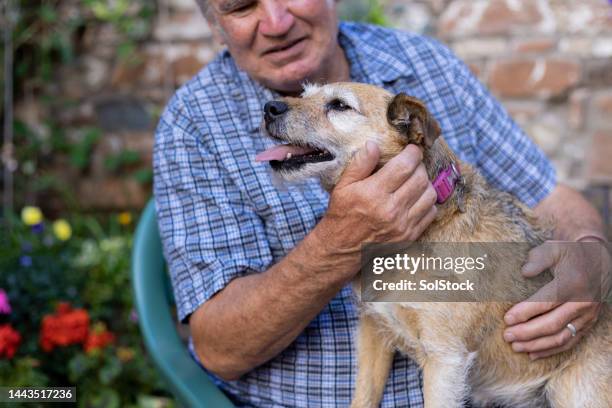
(533, 184, 605, 242)
(191, 142, 438, 380)
(191, 223, 350, 381)
(503, 184, 610, 360)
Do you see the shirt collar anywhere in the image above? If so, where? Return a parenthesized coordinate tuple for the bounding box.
(227, 22, 413, 132)
(337, 21, 412, 84)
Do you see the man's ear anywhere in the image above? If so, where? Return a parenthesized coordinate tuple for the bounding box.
(203, 9, 226, 46)
(386, 93, 441, 148)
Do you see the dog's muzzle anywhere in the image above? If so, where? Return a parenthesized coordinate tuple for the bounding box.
(256, 100, 335, 171)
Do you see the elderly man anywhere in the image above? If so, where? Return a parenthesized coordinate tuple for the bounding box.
(153, 0, 608, 406)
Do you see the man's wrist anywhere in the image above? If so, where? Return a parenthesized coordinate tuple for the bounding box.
(574, 231, 608, 244)
(301, 217, 362, 279)
(574, 231, 611, 300)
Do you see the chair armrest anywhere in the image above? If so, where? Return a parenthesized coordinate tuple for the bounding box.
(132, 199, 234, 407)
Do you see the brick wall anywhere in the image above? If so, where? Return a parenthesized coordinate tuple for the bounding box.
(386, 0, 612, 192)
(17, 0, 612, 211)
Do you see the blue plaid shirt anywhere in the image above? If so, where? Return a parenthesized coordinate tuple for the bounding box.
(153, 21, 556, 407)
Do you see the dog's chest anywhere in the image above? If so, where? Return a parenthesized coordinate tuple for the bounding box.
(363, 302, 425, 354)
(365, 303, 404, 327)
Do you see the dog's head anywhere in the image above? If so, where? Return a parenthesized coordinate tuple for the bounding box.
(256, 82, 441, 190)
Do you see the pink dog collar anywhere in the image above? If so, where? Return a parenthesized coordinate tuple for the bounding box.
(433, 162, 461, 204)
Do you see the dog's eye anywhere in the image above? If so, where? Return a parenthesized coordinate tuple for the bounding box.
(326, 99, 352, 112)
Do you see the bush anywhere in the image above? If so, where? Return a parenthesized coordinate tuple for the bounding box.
(0, 209, 174, 407)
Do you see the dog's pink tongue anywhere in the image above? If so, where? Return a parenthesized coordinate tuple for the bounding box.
(255, 145, 314, 162)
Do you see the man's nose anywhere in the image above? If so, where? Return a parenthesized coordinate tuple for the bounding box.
(264, 101, 289, 123)
(259, 0, 294, 37)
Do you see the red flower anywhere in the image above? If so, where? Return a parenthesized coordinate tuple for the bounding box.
(0, 324, 21, 359)
(84, 329, 115, 353)
(39, 302, 89, 352)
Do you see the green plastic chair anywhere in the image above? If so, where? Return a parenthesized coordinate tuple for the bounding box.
(131, 199, 235, 407)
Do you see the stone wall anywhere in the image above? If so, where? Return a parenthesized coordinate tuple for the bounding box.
(16, 0, 612, 211)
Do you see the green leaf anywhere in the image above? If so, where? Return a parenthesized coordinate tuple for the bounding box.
(338, 0, 389, 26)
(366, 0, 389, 26)
(137, 395, 175, 408)
(13, 120, 36, 140)
(104, 150, 142, 172)
(91, 2, 112, 20)
(132, 168, 152, 184)
(40, 4, 57, 23)
(117, 42, 136, 61)
(98, 356, 122, 385)
(68, 354, 93, 381)
(69, 127, 102, 170)
(91, 388, 121, 408)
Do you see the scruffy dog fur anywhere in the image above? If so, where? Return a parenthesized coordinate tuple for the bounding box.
(259, 82, 612, 408)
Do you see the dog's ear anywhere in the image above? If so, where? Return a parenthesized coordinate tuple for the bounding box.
(387, 93, 441, 148)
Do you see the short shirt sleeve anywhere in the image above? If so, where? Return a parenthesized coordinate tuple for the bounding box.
(153, 94, 273, 323)
(448, 50, 557, 208)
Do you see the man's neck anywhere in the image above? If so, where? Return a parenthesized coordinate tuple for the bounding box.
(322, 43, 351, 83)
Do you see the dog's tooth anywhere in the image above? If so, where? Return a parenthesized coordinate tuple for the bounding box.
(286, 153, 292, 159)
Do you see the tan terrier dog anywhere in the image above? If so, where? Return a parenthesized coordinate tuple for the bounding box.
(255, 83, 611, 408)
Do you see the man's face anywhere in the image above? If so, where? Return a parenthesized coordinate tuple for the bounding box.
(206, 0, 340, 93)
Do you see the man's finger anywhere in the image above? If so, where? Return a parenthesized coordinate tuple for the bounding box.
(372, 144, 422, 192)
(403, 205, 437, 242)
(391, 163, 430, 209)
(509, 307, 594, 353)
(503, 302, 581, 343)
(528, 331, 586, 360)
(510, 325, 574, 354)
(336, 141, 380, 188)
(505, 281, 561, 325)
(529, 309, 598, 360)
(399, 183, 437, 229)
(522, 242, 560, 277)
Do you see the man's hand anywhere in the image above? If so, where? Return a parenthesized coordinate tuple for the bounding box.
(314, 141, 438, 269)
(503, 239, 611, 360)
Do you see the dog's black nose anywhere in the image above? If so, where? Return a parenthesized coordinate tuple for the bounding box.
(264, 101, 289, 123)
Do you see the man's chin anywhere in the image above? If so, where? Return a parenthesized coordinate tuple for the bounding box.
(260, 60, 324, 93)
